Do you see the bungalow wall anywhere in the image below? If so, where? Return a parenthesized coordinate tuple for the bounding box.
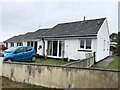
(64, 38, 97, 60)
(96, 19, 110, 62)
(6, 42, 14, 48)
(43, 38, 97, 60)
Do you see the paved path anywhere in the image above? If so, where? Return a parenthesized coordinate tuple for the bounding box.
(94, 56, 115, 67)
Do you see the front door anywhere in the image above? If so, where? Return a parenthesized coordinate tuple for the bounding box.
(53, 41, 58, 56)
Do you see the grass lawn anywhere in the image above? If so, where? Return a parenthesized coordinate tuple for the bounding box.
(107, 57, 120, 70)
(2, 76, 43, 88)
(92, 56, 120, 70)
(2, 76, 64, 89)
(35, 59, 70, 65)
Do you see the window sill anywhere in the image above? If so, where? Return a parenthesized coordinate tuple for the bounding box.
(77, 49, 92, 52)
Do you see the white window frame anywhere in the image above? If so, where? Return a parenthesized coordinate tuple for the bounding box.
(80, 39, 92, 50)
(47, 40, 65, 57)
(107, 41, 109, 51)
(103, 40, 105, 51)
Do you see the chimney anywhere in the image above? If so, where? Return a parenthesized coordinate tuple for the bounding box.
(84, 16, 85, 22)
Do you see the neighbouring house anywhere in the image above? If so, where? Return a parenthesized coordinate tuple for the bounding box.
(4, 17, 110, 62)
(4, 28, 50, 54)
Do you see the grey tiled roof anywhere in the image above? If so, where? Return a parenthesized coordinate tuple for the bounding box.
(23, 28, 50, 40)
(4, 28, 50, 42)
(4, 35, 25, 43)
(40, 18, 106, 38)
(4, 18, 106, 43)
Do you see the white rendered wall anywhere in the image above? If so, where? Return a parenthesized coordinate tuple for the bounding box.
(8, 43, 11, 48)
(96, 19, 110, 62)
(14, 43, 17, 47)
(23, 42, 27, 46)
(92, 39, 97, 52)
(64, 38, 97, 60)
(64, 39, 79, 60)
(43, 38, 97, 60)
(44, 40, 48, 56)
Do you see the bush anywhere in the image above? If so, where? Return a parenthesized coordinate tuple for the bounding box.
(117, 32, 120, 56)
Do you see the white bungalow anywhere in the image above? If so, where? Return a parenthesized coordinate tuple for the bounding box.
(4, 17, 110, 62)
(38, 17, 110, 62)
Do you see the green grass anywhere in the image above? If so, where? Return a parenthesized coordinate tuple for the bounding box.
(107, 57, 120, 70)
(35, 59, 70, 65)
(2, 76, 44, 88)
(92, 56, 120, 70)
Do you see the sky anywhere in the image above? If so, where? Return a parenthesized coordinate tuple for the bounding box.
(0, 0, 119, 42)
(118, 1, 120, 32)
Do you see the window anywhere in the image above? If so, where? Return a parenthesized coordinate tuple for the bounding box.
(11, 42, 14, 47)
(107, 41, 109, 51)
(48, 41, 52, 55)
(26, 47, 32, 52)
(19, 43, 23, 46)
(27, 42, 30, 46)
(17, 43, 19, 46)
(80, 39, 91, 49)
(80, 40, 84, 48)
(6, 43, 8, 48)
(16, 47, 25, 53)
(17, 42, 23, 46)
(47, 40, 65, 57)
(59, 41, 64, 57)
(103, 40, 105, 51)
(31, 42, 33, 47)
(86, 39, 91, 49)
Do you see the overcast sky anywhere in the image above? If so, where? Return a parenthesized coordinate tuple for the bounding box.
(0, 0, 119, 42)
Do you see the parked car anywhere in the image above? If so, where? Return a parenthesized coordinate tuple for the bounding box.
(0, 46, 37, 62)
(0, 45, 7, 51)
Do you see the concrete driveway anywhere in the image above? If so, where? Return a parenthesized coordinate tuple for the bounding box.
(94, 56, 115, 67)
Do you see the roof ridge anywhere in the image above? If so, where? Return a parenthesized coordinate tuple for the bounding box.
(35, 28, 51, 32)
(58, 17, 106, 25)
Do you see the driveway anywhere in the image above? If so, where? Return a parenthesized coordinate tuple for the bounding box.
(94, 56, 115, 67)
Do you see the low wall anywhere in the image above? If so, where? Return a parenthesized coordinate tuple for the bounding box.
(65, 56, 94, 68)
(2, 62, 119, 88)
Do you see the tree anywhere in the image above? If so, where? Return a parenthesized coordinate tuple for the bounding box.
(117, 32, 120, 56)
(110, 33, 118, 42)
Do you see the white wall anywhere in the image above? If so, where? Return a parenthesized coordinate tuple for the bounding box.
(64, 39, 79, 60)
(14, 43, 17, 47)
(23, 42, 27, 46)
(8, 43, 11, 48)
(96, 19, 110, 62)
(64, 38, 97, 60)
(92, 39, 97, 52)
(43, 38, 96, 60)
